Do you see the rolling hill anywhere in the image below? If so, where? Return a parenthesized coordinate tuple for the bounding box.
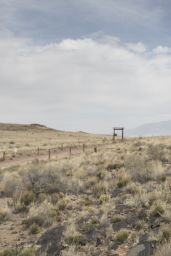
(126, 120, 171, 136)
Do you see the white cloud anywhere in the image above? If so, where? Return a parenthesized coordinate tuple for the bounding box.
(153, 46, 171, 54)
(126, 42, 147, 53)
(0, 34, 171, 132)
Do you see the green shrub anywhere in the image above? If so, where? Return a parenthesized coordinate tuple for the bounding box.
(0, 249, 18, 256)
(117, 177, 128, 188)
(115, 230, 129, 243)
(111, 215, 125, 223)
(30, 223, 40, 234)
(65, 235, 85, 245)
(0, 248, 36, 256)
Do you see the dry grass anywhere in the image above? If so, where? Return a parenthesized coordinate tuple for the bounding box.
(155, 242, 171, 256)
(1, 131, 171, 255)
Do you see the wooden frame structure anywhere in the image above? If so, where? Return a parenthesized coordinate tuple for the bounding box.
(113, 127, 124, 142)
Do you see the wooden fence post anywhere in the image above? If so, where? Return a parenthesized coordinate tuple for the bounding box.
(83, 144, 85, 153)
(2, 151, 5, 161)
(48, 149, 51, 160)
(94, 147, 97, 153)
(69, 147, 71, 157)
(61, 144, 63, 151)
(37, 147, 40, 156)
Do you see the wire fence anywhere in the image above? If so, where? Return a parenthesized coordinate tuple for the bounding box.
(0, 141, 117, 162)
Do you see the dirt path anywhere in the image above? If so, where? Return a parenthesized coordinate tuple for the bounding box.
(0, 148, 88, 170)
(0, 198, 42, 249)
(0, 144, 111, 170)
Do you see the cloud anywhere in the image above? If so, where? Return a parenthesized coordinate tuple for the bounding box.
(153, 46, 171, 54)
(126, 42, 147, 53)
(1, 34, 171, 132)
(0, 0, 167, 45)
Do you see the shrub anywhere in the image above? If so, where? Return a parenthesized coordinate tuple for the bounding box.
(2, 172, 22, 196)
(147, 144, 166, 162)
(0, 248, 36, 256)
(135, 220, 146, 230)
(115, 230, 129, 243)
(0, 209, 10, 223)
(81, 197, 93, 206)
(117, 172, 130, 188)
(30, 223, 40, 234)
(23, 163, 80, 195)
(20, 191, 35, 206)
(58, 199, 67, 211)
(150, 200, 166, 217)
(125, 155, 165, 182)
(111, 215, 125, 223)
(92, 183, 107, 198)
(80, 218, 100, 233)
(22, 216, 43, 228)
(23, 165, 60, 195)
(65, 235, 85, 246)
(99, 194, 110, 204)
(159, 228, 171, 243)
(0, 249, 18, 256)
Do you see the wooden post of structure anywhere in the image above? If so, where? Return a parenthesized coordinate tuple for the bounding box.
(113, 127, 124, 142)
(113, 128, 115, 142)
(122, 128, 124, 140)
(48, 149, 51, 160)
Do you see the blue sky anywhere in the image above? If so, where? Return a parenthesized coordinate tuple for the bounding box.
(0, 0, 171, 133)
(1, 0, 170, 45)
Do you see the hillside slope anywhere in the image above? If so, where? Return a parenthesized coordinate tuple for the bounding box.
(126, 120, 171, 136)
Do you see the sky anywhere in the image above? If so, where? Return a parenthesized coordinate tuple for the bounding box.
(1, 0, 171, 133)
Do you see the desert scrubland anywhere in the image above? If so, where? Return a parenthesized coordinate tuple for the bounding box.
(1, 125, 171, 255)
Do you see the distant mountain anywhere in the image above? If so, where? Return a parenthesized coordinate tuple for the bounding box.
(126, 120, 171, 137)
(0, 123, 52, 131)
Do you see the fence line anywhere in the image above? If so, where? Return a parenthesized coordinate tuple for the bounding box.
(0, 140, 125, 162)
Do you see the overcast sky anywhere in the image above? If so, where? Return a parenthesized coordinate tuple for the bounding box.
(1, 0, 171, 133)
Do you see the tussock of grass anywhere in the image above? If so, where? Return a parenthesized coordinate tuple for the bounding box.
(117, 171, 130, 188)
(0, 208, 10, 223)
(0, 248, 36, 256)
(111, 214, 125, 223)
(150, 200, 166, 218)
(115, 230, 129, 243)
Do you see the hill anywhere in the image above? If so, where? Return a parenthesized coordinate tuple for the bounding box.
(0, 123, 54, 131)
(0, 123, 111, 155)
(126, 120, 171, 136)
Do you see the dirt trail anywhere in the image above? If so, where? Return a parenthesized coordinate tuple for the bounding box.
(0, 144, 112, 170)
(0, 148, 88, 170)
(0, 198, 42, 249)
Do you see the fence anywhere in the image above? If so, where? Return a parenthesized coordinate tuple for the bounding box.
(0, 142, 116, 162)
